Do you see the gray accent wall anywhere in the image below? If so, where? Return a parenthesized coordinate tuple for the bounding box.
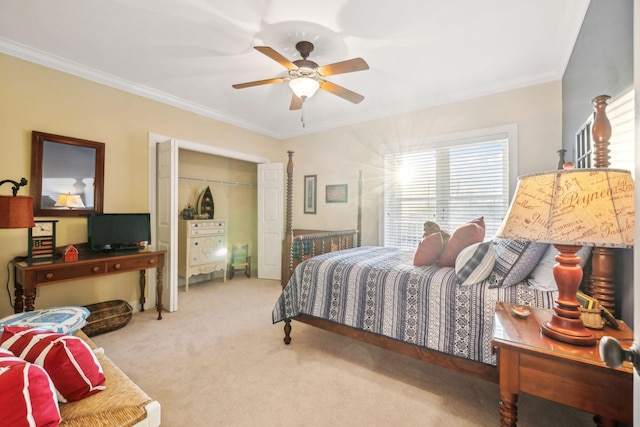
(562, 0, 634, 325)
(562, 0, 633, 158)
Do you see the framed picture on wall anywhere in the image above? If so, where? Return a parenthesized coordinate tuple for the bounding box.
(326, 184, 348, 203)
(304, 175, 317, 214)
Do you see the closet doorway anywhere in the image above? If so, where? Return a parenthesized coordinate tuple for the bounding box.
(147, 133, 280, 313)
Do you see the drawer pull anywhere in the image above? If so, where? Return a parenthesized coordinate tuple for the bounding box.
(92, 266, 100, 273)
(114, 263, 121, 270)
(148, 259, 155, 265)
(45, 273, 54, 280)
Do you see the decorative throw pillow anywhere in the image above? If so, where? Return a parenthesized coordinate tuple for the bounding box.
(413, 232, 445, 266)
(527, 245, 592, 292)
(455, 240, 495, 286)
(488, 239, 548, 288)
(0, 326, 106, 402)
(437, 217, 486, 267)
(0, 306, 90, 335)
(0, 348, 61, 427)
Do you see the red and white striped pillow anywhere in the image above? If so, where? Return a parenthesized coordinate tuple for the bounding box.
(0, 326, 105, 402)
(0, 348, 60, 427)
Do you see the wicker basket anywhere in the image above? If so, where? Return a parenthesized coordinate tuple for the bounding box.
(82, 300, 133, 337)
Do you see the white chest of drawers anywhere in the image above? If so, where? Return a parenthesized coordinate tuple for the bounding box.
(178, 219, 227, 291)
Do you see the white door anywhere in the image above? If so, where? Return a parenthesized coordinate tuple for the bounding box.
(157, 139, 179, 312)
(257, 163, 283, 280)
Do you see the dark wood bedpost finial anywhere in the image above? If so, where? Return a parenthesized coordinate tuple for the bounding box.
(591, 95, 611, 168)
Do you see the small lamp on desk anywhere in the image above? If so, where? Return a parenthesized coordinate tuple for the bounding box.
(496, 166, 634, 346)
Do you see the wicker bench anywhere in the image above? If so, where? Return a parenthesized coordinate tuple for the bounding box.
(59, 331, 161, 427)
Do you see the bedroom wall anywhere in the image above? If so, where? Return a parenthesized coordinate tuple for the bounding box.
(283, 80, 563, 247)
(562, 0, 634, 326)
(0, 53, 281, 318)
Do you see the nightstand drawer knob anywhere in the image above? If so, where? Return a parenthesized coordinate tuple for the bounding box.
(148, 259, 155, 265)
(114, 263, 121, 270)
(601, 336, 640, 370)
(92, 266, 100, 273)
(45, 273, 54, 280)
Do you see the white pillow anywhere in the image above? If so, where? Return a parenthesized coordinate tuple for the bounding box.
(0, 306, 90, 335)
(455, 240, 495, 286)
(527, 245, 592, 291)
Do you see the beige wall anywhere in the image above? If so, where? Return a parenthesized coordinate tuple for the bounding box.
(0, 51, 562, 318)
(0, 53, 281, 318)
(283, 80, 563, 246)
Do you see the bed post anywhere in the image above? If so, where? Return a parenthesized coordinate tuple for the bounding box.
(357, 169, 362, 247)
(281, 151, 294, 289)
(587, 95, 617, 315)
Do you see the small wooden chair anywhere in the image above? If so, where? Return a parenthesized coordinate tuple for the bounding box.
(229, 244, 251, 279)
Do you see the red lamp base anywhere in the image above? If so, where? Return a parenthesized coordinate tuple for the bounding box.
(540, 244, 596, 347)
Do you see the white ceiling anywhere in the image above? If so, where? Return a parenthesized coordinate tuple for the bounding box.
(0, 0, 590, 140)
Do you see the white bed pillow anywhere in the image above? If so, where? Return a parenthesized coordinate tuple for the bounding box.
(528, 245, 592, 291)
(455, 240, 495, 286)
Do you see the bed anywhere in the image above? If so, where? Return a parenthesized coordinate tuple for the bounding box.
(272, 134, 616, 383)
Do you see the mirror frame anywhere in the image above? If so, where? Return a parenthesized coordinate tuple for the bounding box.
(30, 131, 105, 217)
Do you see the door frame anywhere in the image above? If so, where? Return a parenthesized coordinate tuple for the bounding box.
(148, 133, 270, 312)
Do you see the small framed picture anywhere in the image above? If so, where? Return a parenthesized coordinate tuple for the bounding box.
(326, 184, 348, 203)
(304, 175, 317, 214)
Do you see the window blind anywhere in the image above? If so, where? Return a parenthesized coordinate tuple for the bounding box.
(384, 136, 510, 249)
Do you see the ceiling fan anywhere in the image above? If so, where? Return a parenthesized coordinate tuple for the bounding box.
(232, 41, 369, 110)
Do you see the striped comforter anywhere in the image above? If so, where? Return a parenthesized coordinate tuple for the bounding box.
(272, 246, 557, 365)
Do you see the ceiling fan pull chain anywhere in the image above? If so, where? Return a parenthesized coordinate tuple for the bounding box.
(301, 98, 307, 128)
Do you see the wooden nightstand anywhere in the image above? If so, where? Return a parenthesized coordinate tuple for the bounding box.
(492, 302, 633, 426)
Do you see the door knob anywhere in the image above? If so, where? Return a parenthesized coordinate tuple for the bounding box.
(600, 336, 639, 370)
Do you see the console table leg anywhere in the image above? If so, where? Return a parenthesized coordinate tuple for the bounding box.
(139, 269, 146, 312)
(24, 289, 36, 312)
(499, 393, 518, 427)
(14, 281, 24, 313)
(156, 268, 163, 320)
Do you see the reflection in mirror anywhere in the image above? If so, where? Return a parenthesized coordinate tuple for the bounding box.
(31, 132, 105, 217)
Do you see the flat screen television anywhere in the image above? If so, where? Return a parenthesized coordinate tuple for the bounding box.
(87, 213, 151, 252)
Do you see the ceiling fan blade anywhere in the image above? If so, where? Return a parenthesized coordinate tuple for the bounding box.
(254, 46, 298, 70)
(232, 77, 286, 89)
(316, 58, 369, 76)
(289, 95, 303, 110)
(319, 80, 365, 104)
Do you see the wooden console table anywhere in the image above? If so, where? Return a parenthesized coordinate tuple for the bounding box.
(13, 250, 166, 320)
(492, 302, 633, 426)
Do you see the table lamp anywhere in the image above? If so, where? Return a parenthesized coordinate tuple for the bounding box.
(0, 178, 35, 229)
(496, 167, 634, 346)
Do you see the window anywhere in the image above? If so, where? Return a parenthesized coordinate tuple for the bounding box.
(383, 127, 514, 249)
(575, 88, 635, 176)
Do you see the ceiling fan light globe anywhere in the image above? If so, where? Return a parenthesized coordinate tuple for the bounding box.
(289, 77, 320, 99)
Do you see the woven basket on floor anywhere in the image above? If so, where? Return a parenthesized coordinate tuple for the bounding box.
(82, 300, 133, 337)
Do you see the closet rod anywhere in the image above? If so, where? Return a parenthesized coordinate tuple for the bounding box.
(178, 175, 255, 188)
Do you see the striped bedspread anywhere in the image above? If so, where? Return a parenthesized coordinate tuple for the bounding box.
(272, 246, 557, 365)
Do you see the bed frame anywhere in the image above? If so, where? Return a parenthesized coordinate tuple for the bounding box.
(279, 151, 499, 382)
(278, 99, 620, 384)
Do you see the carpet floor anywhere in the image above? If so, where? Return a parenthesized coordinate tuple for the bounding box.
(92, 277, 594, 426)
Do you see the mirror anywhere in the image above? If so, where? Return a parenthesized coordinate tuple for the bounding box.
(30, 131, 105, 217)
